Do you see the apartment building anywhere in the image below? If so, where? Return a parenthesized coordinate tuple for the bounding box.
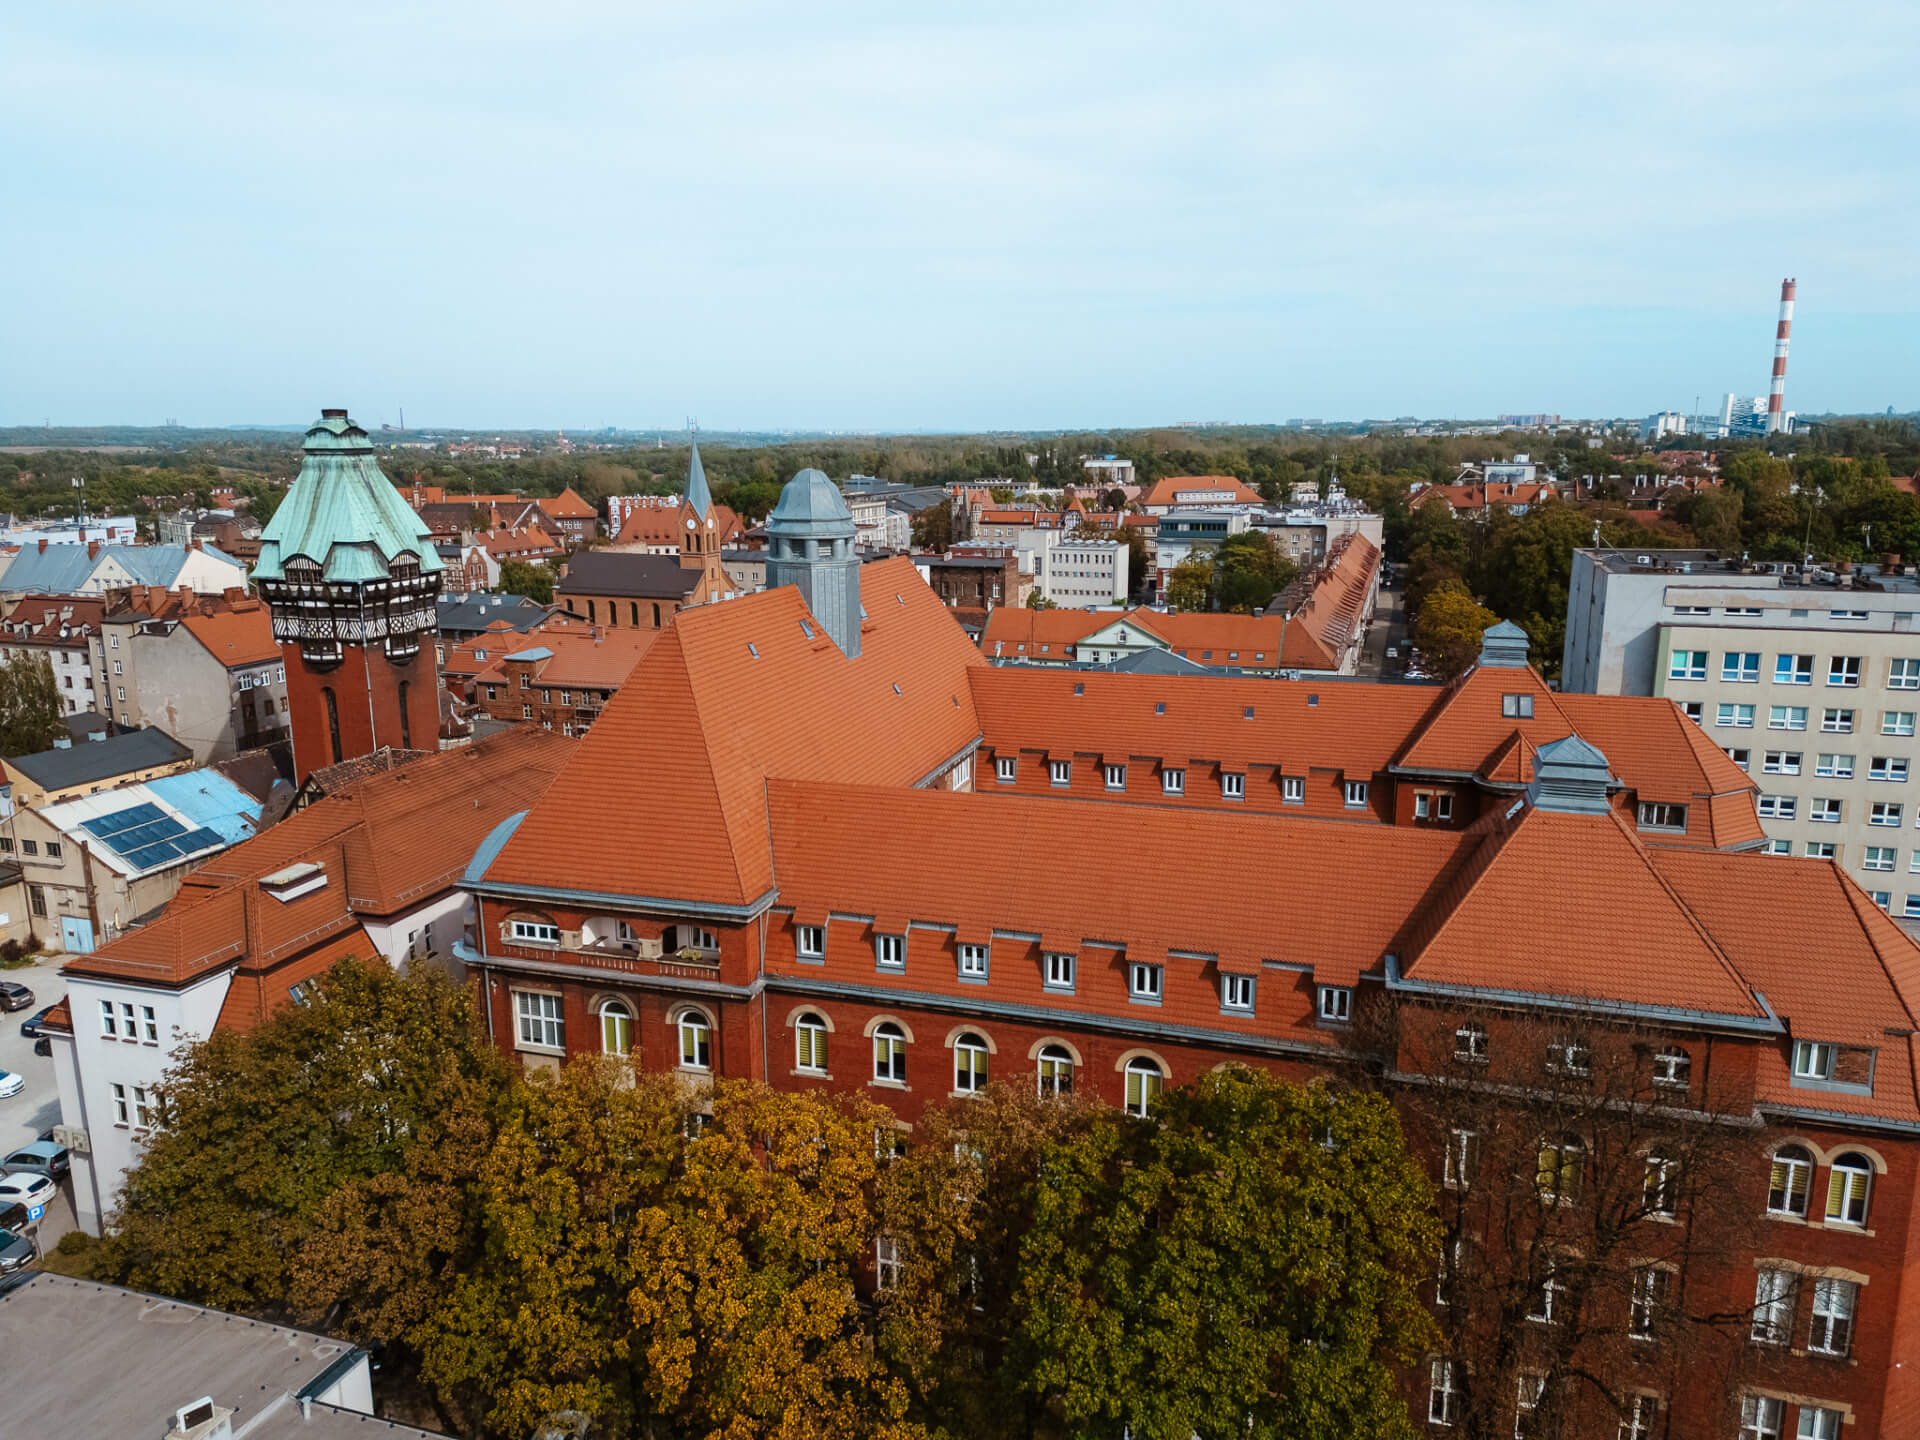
(1565, 549, 1920, 921)
(1032, 537, 1127, 608)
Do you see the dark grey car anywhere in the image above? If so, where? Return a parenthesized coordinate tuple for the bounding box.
(0, 1227, 33, 1272)
(0, 981, 33, 1013)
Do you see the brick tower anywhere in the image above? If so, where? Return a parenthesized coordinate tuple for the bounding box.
(254, 409, 444, 783)
(676, 438, 735, 602)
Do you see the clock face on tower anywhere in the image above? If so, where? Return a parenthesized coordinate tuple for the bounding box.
(686, 517, 696, 530)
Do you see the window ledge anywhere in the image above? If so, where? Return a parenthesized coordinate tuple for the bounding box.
(514, 1043, 566, 1057)
(796, 956, 825, 967)
(868, 1078, 910, 1092)
(957, 975, 989, 986)
(791, 1068, 832, 1081)
(1128, 995, 1162, 1007)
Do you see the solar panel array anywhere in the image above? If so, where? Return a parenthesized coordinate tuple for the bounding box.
(81, 802, 225, 872)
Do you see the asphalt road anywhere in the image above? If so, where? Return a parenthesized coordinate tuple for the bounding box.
(0, 953, 68, 1154)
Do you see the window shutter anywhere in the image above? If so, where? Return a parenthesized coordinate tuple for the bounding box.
(1826, 1167, 1849, 1220)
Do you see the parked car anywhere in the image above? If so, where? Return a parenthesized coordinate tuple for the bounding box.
(0, 1228, 32, 1272)
(0, 981, 33, 1013)
(30, 1037, 48, 1058)
(0, 1202, 27, 1232)
(2, 1141, 68, 1182)
(18, 1005, 56, 1040)
(0, 1172, 54, 1210)
(0, 1071, 22, 1100)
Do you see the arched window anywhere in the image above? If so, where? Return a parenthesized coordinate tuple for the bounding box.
(323, 686, 343, 764)
(676, 1009, 711, 1070)
(587, 600, 597, 623)
(872, 1022, 907, 1083)
(954, 1032, 988, 1094)
(1037, 1044, 1075, 1097)
(599, 999, 633, 1057)
(795, 1012, 828, 1073)
(652, 603, 662, 626)
(1827, 1152, 1873, 1226)
(1124, 1056, 1163, 1117)
(398, 679, 412, 751)
(1768, 1145, 1814, 1216)
(1536, 1135, 1583, 1202)
(630, 602, 639, 625)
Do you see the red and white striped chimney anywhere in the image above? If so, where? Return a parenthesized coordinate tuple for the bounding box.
(1766, 277, 1795, 434)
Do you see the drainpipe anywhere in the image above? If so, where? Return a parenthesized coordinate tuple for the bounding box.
(80, 841, 100, 947)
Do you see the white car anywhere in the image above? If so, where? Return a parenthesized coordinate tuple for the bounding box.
(0, 1172, 53, 1209)
(0, 1070, 22, 1099)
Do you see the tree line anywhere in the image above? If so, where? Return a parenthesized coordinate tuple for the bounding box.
(95, 959, 1439, 1440)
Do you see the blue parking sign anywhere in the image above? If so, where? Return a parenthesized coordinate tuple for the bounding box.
(27, 1204, 43, 1223)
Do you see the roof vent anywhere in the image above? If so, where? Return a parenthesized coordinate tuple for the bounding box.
(1477, 619, 1531, 669)
(1525, 735, 1617, 815)
(165, 1397, 233, 1440)
(52, 736, 72, 750)
(259, 861, 327, 903)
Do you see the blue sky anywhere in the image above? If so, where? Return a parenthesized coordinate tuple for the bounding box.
(4, 2, 1916, 431)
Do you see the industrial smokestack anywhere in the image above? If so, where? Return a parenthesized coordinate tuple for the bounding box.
(1766, 278, 1795, 434)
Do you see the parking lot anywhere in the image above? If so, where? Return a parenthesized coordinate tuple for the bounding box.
(0, 954, 79, 1242)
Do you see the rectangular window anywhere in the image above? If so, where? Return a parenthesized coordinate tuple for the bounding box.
(1740, 1395, 1783, 1440)
(1725, 746, 1750, 770)
(1764, 750, 1802, 774)
(1769, 705, 1808, 730)
(1515, 1374, 1544, 1438)
(111, 1082, 128, 1124)
(875, 934, 904, 969)
(959, 943, 989, 978)
(1798, 1408, 1842, 1440)
(1104, 763, 1126, 791)
(1872, 756, 1909, 782)
(1428, 1360, 1459, 1427)
(1443, 1128, 1477, 1188)
(99, 998, 117, 1038)
(1128, 961, 1163, 1002)
(1717, 703, 1755, 728)
(1822, 708, 1854, 733)
(1811, 798, 1842, 823)
(1048, 759, 1071, 787)
(1281, 776, 1304, 804)
(1815, 752, 1854, 778)
(1317, 985, 1352, 1024)
(1630, 1266, 1669, 1337)
(1793, 1040, 1835, 1079)
(510, 919, 559, 944)
(1829, 656, 1862, 688)
(1043, 950, 1074, 989)
(1891, 658, 1920, 690)
(1871, 889, 1893, 911)
(1873, 802, 1904, 827)
(995, 756, 1016, 783)
(133, 1086, 156, 1128)
(1669, 650, 1708, 681)
(1162, 768, 1185, 796)
(1751, 1269, 1796, 1345)
(1220, 772, 1244, 800)
(43, 842, 60, 861)
(875, 1236, 901, 1291)
(514, 991, 564, 1050)
(1683, 701, 1704, 723)
(1221, 973, 1255, 1012)
(1343, 780, 1369, 809)
(797, 925, 825, 959)
(1636, 802, 1687, 831)
(21, 840, 36, 857)
(1766, 838, 1793, 855)
(1865, 845, 1896, 871)
(1757, 795, 1796, 820)
(1888, 710, 1918, 736)
(1502, 692, 1534, 717)
(1722, 652, 1761, 683)
(141, 1004, 157, 1043)
(1808, 1277, 1857, 1356)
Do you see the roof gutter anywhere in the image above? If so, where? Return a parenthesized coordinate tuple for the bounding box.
(462, 881, 779, 923)
(1382, 953, 1785, 1036)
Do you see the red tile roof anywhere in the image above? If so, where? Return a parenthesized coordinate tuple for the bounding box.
(479, 558, 987, 908)
(1411, 482, 1555, 512)
(66, 728, 573, 988)
(474, 619, 661, 691)
(613, 501, 744, 550)
(179, 605, 278, 669)
(1139, 475, 1263, 508)
(978, 608, 1109, 658)
(543, 486, 599, 519)
(1124, 610, 1289, 665)
(1277, 534, 1380, 670)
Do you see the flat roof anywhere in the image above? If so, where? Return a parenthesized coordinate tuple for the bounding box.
(0, 1273, 436, 1437)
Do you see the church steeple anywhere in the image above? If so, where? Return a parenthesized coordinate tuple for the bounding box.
(676, 434, 732, 602)
(685, 437, 712, 520)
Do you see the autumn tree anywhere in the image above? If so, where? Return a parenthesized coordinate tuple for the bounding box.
(95, 958, 510, 1349)
(0, 652, 65, 758)
(913, 500, 955, 552)
(417, 1067, 916, 1440)
(1379, 1002, 1765, 1440)
(1166, 555, 1212, 612)
(497, 556, 554, 605)
(1009, 1067, 1439, 1440)
(1413, 583, 1498, 679)
(1214, 531, 1299, 613)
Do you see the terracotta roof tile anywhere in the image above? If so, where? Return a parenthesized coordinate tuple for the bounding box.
(178, 606, 278, 668)
(978, 608, 1109, 657)
(1140, 475, 1263, 508)
(543, 486, 599, 519)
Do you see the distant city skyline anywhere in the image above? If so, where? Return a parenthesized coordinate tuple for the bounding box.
(5, 2, 1917, 431)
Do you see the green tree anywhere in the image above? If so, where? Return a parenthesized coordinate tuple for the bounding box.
(1012, 1068, 1439, 1440)
(1214, 532, 1299, 613)
(1167, 556, 1212, 612)
(497, 557, 554, 605)
(913, 501, 955, 553)
(0, 652, 66, 758)
(95, 959, 510, 1342)
(417, 1068, 915, 1440)
(1414, 583, 1499, 679)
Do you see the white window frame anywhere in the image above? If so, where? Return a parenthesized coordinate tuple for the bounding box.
(1822, 707, 1854, 733)
(1317, 985, 1352, 1024)
(1763, 749, 1801, 774)
(1162, 767, 1185, 796)
(797, 925, 825, 959)
(1042, 950, 1074, 990)
(1716, 702, 1754, 729)
(1740, 1394, 1783, 1440)
(1872, 801, 1904, 827)
(1123, 1056, 1163, 1117)
(1891, 657, 1920, 690)
(1281, 775, 1304, 804)
(1037, 1044, 1074, 1096)
(1776, 653, 1813, 685)
(995, 755, 1016, 784)
(98, 998, 117, 1038)
(514, 990, 564, 1051)
(875, 933, 905, 969)
(599, 999, 634, 1057)
(1888, 710, 1918, 736)
(1343, 779, 1369, 809)
(1769, 705, 1808, 730)
(1454, 1022, 1489, 1063)
(1428, 1359, 1459, 1427)
(1810, 797, 1842, 823)
(1871, 755, 1908, 782)
(953, 1032, 989, 1094)
(875, 1236, 901, 1290)
(1815, 751, 1854, 778)
(872, 1022, 908, 1083)
(1048, 758, 1071, 787)
(1768, 1147, 1813, 1216)
(1443, 1128, 1476, 1189)
(1221, 972, 1255, 1012)
(1828, 655, 1862, 688)
(1722, 651, 1761, 683)
(1104, 763, 1126, 791)
(959, 943, 989, 979)
(1808, 1275, 1857, 1356)
(676, 1011, 712, 1070)
(1128, 961, 1163, 1002)
(1865, 845, 1897, 872)
(1669, 650, 1707, 681)
(1793, 1040, 1835, 1079)
(1826, 1155, 1872, 1227)
(510, 919, 560, 945)
(1220, 771, 1244, 800)
(794, 1012, 828, 1073)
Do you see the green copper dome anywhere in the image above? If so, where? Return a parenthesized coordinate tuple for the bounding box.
(253, 409, 443, 583)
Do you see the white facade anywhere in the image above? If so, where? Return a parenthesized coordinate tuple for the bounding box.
(1033, 537, 1127, 608)
(0, 517, 139, 547)
(848, 495, 912, 551)
(1082, 456, 1136, 486)
(1641, 411, 1688, 441)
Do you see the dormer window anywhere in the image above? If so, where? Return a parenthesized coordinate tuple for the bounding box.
(1162, 768, 1185, 796)
(995, 756, 1016, 784)
(1502, 693, 1534, 719)
(797, 925, 825, 959)
(1792, 1041, 1834, 1080)
(1049, 759, 1071, 787)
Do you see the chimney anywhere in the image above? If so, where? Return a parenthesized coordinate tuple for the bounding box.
(87, 540, 100, 561)
(36, 539, 46, 554)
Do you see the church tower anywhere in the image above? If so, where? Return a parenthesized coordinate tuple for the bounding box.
(676, 439, 734, 602)
(254, 409, 445, 783)
(765, 468, 861, 658)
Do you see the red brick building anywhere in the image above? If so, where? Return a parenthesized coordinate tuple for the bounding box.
(456, 497, 1920, 1439)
